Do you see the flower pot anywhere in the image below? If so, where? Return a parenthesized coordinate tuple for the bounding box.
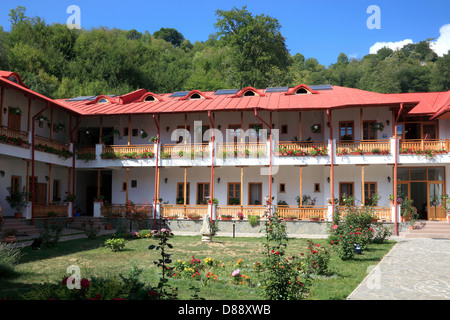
(105, 223, 112, 230)
(309, 218, 319, 221)
(221, 217, 232, 221)
(14, 212, 22, 219)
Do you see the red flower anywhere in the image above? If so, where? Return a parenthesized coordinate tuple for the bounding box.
(149, 290, 156, 296)
(80, 278, 90, 288)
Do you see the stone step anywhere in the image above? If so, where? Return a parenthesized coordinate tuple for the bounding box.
(1, 218, 40, 236)
(69, 217, 103, 230)
(401, 220, 450, 239)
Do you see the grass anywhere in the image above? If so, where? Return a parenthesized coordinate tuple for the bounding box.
(0, 234, 395, 300)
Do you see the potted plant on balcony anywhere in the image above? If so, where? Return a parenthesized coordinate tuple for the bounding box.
(309, 215, 320, 221)
(220, 214, 232, 221)
(5, 187, 29, 219)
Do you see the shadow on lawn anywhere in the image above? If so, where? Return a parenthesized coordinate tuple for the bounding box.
(17, 234, 112, 264)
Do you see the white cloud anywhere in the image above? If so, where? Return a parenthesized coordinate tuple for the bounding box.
(369, 23, 450, 57)
(369, 39, 413, 54)
(430, 23, 450, 56)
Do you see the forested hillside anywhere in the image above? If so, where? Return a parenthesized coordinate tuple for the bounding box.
(0, 6, 448, 99)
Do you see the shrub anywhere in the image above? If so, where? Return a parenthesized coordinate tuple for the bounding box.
(0, 242, 22, 278)
(248, 215, 259, 227)
(260, 212, 310, 300)
(81, 219, 101, 240)
(39, 218, 63, 248)
(105, 238, 127, 252)
(302, 240, 330, 276)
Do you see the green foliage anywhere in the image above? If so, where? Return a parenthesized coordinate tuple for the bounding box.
(0, 5, 448, 100)
(260, 212, 310, 300)
(5, 186, 29, 212)
(0, 242, 22, 278)
(105, 238, 127, 252)
(248, 215, 259, 227)
(39, 218, 63, 248)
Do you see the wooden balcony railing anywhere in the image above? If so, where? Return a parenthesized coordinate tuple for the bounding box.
(216, 142, 266, 158)
(100, 203, 153, 217)
(0, 126, 30, 148)
(160, 143, 209, 159)
(160, 204, 208, 218)
(399, 139, 449, 152)
(337, 206, 392, 221)
(336, 140, 390, 155)
(276, 206, 327, 220)
(216, 205, 267, 219)
(34, 203, 69, 218)
(101, 144, 154, 159)
(35, 135, 70, 152)
(276, 141, 328, 156)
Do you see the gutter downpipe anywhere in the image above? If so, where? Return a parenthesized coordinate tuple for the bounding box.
(393, 103, 403, 236)
(254, 109, 272, 216)
(153, 114, 160, 229)
(326, 109, 335, 216)
(31, 102, 51, 225)
(208, 111, 215, 224)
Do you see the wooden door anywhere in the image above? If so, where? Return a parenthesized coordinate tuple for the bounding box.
(8, 107, 21, 131)
(36, 183, 47, 204)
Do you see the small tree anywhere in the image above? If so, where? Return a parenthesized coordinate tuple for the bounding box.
(5, 187, 29, 214)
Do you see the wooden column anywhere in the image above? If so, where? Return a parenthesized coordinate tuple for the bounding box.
(184, 167, 187, 206)
(50, 107, 54, 140)
(299, 112, 302, 142)
(240, 167, 244, 206)
(26, 160, 30, 196)
(68, 167, 71, 195)
(300, 166, 303, 206)
(97, 169, 101, 198)
(360, 108, 363, 141)
(184, 114, 187, 144)
(240, 112, 244, 143)
(361, 165, 365, 206)
(128, 116, 131, 146)
(27, 97, 31, 132)
(48, 164, 52, 204)
(99, 116, 103, 144)
(126, 168, 130, 204)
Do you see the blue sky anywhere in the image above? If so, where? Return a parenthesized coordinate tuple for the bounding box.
(1, 0, 449, 66)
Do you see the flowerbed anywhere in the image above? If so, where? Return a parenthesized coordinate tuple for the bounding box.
(0, 134, 30, 148)
(35, 143, 73, 159)
(276, 145, 328, 157)
(100, 150, 155, 160)
(400, 148, 447, 158)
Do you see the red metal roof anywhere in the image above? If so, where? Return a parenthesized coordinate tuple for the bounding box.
(2, 68, 448, 118)
(0, 71, 85, 115)
(57, 85, 428, 116)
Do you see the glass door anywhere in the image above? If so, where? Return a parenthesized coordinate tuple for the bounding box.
(428, 183, 445, 220)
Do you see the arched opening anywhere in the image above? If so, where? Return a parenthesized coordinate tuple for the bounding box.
(190, 93, 202, 99)
(243, 90, 256, 97)
(97, 98, 109, 104)
(144, 95, 156, 102)
(295, 88, 309, 95)
(8, 76, 18, 84)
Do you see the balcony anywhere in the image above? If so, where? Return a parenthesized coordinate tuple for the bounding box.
(100, 144, 155, 160)
(160, 143, 209, 159)
(0, 126, 30, 148)
(336, 139, 390, 156)
(34, 203, 70, 218)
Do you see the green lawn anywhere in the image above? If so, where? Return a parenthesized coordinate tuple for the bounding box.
(0, 235, 395, 300)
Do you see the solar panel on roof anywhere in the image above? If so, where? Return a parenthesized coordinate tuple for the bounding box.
(169, 91, 189, 97)
(265, 87, 289, 93)
(65, 96, 96, 102)
(214, 89, 239, 95)
(309, 84, 333, 90)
